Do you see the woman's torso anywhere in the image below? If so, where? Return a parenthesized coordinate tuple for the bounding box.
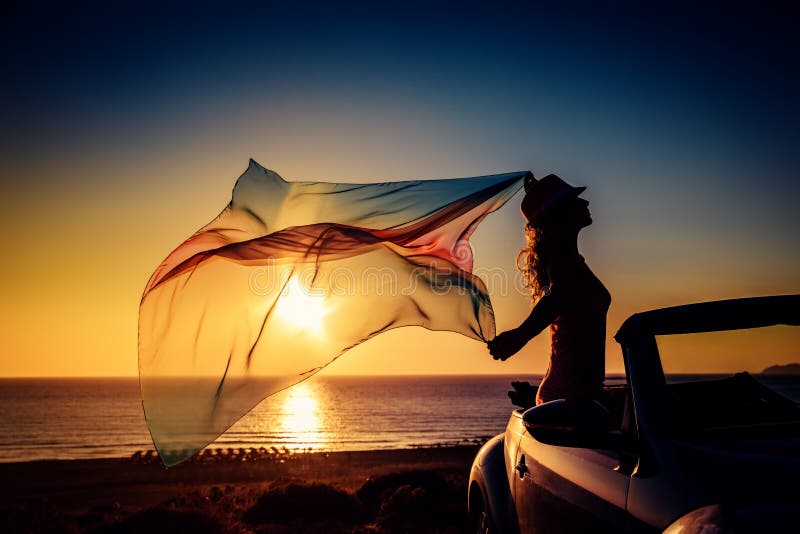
(536, 257, 611, 405)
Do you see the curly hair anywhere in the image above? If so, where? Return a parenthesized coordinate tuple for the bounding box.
(516, 220, 552, 303)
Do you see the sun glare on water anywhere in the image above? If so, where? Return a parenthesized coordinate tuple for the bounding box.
(273, 276, 329, 334)
(279, 382, 326, 450)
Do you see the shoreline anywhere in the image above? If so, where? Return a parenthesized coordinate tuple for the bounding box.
(0, 445, 482, 532)
(0, 437, 493, 466)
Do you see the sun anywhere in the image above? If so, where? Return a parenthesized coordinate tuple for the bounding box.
(273, 275, 329, 334)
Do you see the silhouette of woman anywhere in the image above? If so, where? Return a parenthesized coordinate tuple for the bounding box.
(487, 174, 610, 406)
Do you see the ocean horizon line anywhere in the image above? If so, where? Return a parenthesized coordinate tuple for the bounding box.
(0, 372, 631, 380)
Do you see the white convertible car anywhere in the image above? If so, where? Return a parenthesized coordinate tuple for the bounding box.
(469, 295, 799, 533)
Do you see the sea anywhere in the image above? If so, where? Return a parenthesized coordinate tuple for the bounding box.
(0, 374, 797, 463)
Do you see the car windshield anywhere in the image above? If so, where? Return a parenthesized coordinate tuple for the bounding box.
(656, 325, 800, 435)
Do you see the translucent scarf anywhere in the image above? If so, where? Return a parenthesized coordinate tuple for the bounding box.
(139, 159, 527, 465)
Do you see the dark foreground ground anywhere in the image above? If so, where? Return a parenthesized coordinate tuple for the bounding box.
(0, 446, 480, 533)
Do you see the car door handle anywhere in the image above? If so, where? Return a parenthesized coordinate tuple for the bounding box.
(515, 455, 528, 478)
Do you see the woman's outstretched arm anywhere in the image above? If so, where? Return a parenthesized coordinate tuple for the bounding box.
(487, 289, 563, 361)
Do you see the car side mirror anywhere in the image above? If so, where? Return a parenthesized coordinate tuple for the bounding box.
(522, 399, 611, 448)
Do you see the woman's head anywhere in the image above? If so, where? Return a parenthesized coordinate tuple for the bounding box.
(517, 174, 590, 299)
(542, 194, 592, 231)
(521, 173, 589, 228)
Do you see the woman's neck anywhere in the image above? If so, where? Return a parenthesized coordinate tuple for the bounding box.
(549, 229, 581, 261)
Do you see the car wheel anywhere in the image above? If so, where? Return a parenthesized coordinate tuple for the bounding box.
(470, 491, 494, 534)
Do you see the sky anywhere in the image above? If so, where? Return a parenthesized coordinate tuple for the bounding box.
(1, 2, 798, 377)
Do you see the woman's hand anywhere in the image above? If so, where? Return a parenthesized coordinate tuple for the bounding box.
(487, 328, 528, 361)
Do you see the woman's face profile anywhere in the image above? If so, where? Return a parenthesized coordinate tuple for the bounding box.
(548, 195, 591, 230)
(571, 196, 592, 228)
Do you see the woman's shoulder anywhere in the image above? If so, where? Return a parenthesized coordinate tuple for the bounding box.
(548, 256, 610, 304)
(547, 254, 585, 283)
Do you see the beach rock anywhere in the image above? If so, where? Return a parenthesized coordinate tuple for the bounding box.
(376, 484, 436, 525)
(89, 508, 222, 534)
(0, 499, 77, 534)
(243, 482, 364, 525)
(357, 470, 450, 516)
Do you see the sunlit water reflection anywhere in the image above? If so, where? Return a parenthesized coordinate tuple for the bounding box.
(275, 382, 326, 451)
(1, 375, 797, 462)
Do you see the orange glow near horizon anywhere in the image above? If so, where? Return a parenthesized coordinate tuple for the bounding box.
(657, 325, 800, 375)
(1, 156, 798, 378)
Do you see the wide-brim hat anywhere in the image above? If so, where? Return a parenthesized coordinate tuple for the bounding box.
(521, 173, 586, 223)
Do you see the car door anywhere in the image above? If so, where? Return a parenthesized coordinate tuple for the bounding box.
(513, 433, 630, 533)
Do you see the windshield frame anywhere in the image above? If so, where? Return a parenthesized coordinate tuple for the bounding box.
(615, 295, 799, 440)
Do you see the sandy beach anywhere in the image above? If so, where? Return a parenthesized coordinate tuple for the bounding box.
(0, 445, 480, 533)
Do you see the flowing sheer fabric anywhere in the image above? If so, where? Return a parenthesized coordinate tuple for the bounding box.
(139, 160, 527, 465)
